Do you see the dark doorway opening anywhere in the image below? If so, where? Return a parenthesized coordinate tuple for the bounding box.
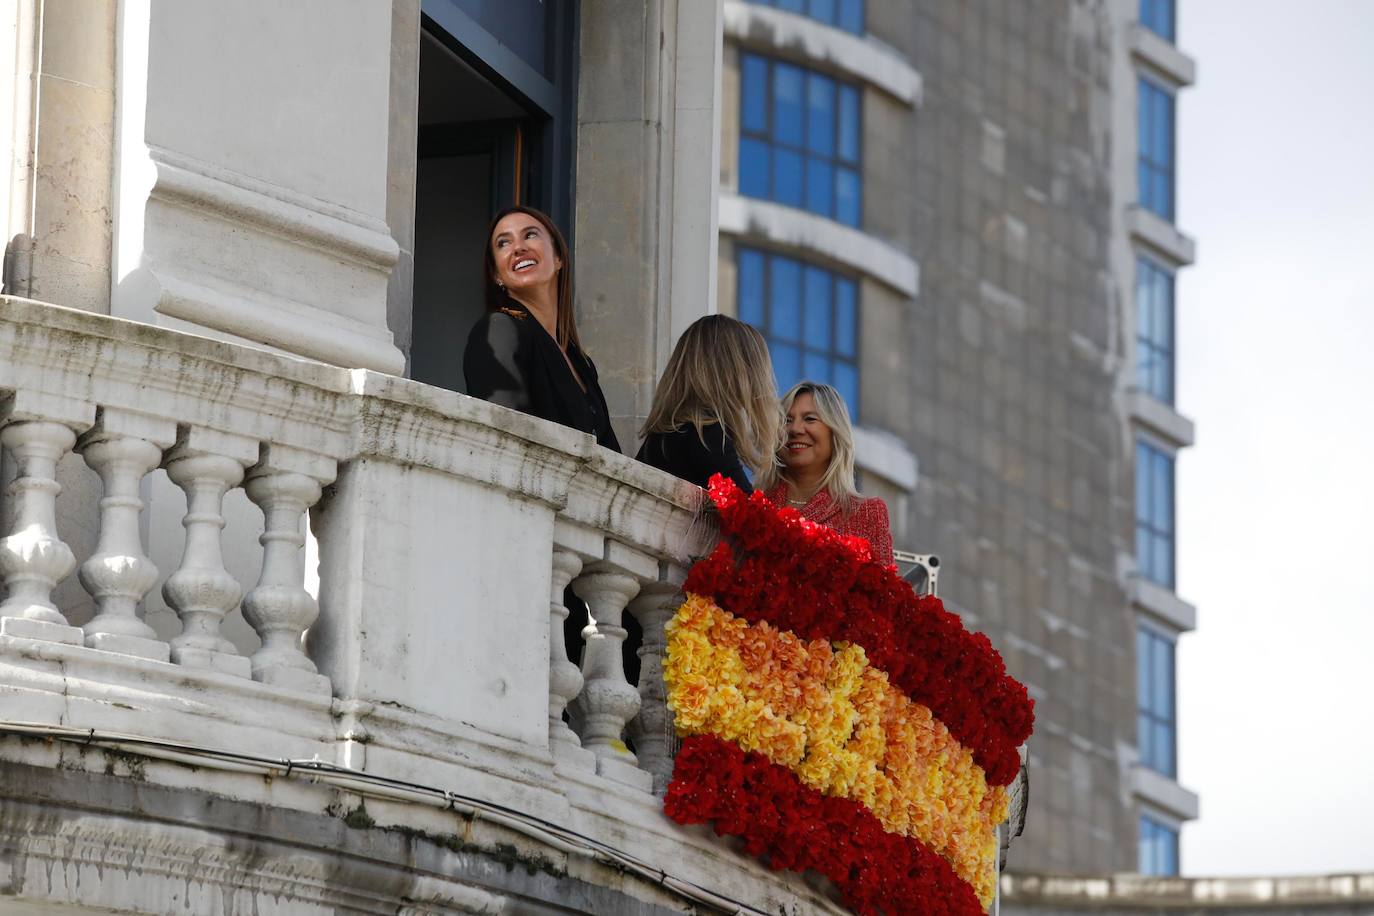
(410, 1, 579, 394)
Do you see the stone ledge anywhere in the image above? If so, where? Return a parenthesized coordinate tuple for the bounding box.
(719, 194, 920, 297)
(1003, 871, 1374, 907)
(1131, 577, 1197, 633)
(1133, 764, 1200, 821)
(1127, 391, 1196, 449)
(1128, 206, 1197, 268)
(1128, 23, 1197, 88)
(724, 0, 922, 106)
(853, 424, 919, 491)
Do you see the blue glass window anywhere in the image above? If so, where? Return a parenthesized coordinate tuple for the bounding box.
(1136, 441, 1175, 588)
(1136, 257, 1175, 404)
(1137, 627, 1176, 777)
(1139, 0, 1176, 42)
(748, 0, 865, 34)
(1138, 78, 1175, 221)
(1139, 815, 1180, 875)
(739, 53, 862, 226)
(736, 245, 860, 417)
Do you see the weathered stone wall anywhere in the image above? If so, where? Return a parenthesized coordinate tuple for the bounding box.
(865, 0, 1134, 873)
(716, 0, 1134, 870)
(0, 753, 693, 915)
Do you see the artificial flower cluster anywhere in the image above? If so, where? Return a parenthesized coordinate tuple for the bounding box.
(683, 475, 1034, 786)
(665, 735, 985, 916)
(664, 594, 1006, 904)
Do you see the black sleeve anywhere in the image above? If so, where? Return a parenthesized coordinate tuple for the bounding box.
(464, 312, 531, 411)
(708, 425, 755, 494)
(641, 425, 754, 492)
(578, 352, 622, 454)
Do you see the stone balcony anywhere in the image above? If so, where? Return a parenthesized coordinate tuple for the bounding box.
(0, 295, 862, 914)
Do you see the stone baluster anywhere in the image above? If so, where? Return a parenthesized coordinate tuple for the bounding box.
(548, 546, 595, 767)
(627, 568, 686, 794)
(0, 393, 95, 644)
(76, 409, 176, 660)
(163, 429, 257, 677)
(241, 445, 334, 695)
(571, 545, 653, 790)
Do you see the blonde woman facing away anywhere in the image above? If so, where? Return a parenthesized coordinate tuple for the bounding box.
(636, 316, 782, 492)
(757, 381, 894, 566)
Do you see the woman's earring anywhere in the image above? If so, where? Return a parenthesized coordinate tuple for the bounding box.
(497, 280, 505, 289)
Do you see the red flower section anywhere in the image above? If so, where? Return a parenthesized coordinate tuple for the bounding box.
(665, 735, 984, 916)
(687, 475, 1034, 786)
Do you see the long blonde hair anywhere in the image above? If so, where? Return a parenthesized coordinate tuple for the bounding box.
(641, 316, 782, 474)
(756, 381, 861, 515)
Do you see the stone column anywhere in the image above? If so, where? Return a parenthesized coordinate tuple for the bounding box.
(574, 0, 723, 446)
(75, 409, 176, 660)
(0, 393, 94, 644)
(162, 429, 257, 676)
(1, 0, 118, 312)
(111, 0, 404, 372)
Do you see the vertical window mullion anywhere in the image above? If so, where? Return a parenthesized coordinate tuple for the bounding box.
(767, 60, 777, 201)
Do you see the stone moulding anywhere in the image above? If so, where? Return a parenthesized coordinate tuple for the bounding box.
(147, 146, 401, 271)
(115, 145, 407, 375)
(719, 192, 921, 298)
(146, 269, 409, 379)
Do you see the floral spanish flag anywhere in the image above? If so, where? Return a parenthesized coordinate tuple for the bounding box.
(663, 476, 1035, 915)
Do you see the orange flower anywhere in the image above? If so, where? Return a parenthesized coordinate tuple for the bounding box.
(663, 595, 1009, 908)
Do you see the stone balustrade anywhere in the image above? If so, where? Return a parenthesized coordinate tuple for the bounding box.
(0, 295, 855, 914)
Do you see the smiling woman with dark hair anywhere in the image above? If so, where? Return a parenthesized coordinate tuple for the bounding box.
(463, 205, 620, 453)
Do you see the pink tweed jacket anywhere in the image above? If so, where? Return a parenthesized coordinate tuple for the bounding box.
(764, 485, 895, 567)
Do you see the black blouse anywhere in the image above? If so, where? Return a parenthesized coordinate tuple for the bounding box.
(464, 307, 621, 453)
(637, 423, 753, 493)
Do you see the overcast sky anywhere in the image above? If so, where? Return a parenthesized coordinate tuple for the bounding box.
(1176, 0, 1374, 876)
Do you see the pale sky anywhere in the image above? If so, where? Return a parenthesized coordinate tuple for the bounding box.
(1176, 0, 1374, 876)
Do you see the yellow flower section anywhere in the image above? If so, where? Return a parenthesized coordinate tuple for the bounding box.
(664, 594, 1009, 907)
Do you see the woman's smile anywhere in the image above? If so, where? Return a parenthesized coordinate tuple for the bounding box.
(491, 213, 561, 292)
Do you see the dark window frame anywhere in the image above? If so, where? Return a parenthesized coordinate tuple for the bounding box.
(1138, 76, 1176, 222)
(1139, 0, 1177, 42)
(1135, 440, 1176, 588)
(736, 245, 862, 420)
(739, 52, 864, 227)
(1136, 255, 1176, 405)
(1139, 814, 1180, 875)
(1136, 626, 1177, 778)
(421, 0, 581, 233)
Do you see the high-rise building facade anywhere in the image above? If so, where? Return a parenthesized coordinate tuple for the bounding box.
(717, 0, 1199, 875)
